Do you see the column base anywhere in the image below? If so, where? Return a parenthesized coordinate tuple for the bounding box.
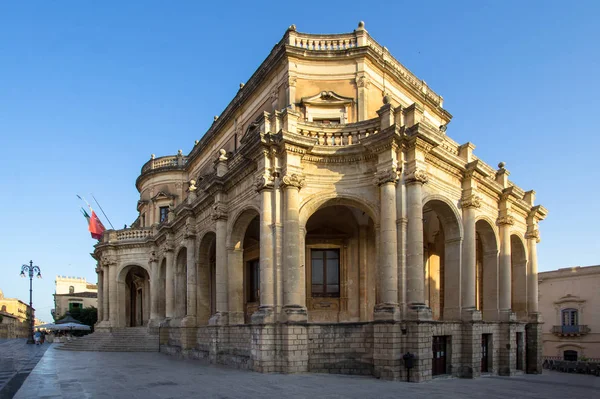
(406, 303, 432, 321)
(208, 312, 228, 326)
(461, 307, 482, 322)
(528, 312, 543, 323)
(499, 309, 516, 322)
(282, 305, 307, 323)
(373, 303, 400, 321)
(251, 306, 275, 324)
(181, 316, 197, 327)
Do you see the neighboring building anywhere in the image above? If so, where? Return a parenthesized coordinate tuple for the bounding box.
(93, 23, 547, 382)
(0, 288, 33, 338)
(52, 276, 98, 320)
(539, 265, 600, 361)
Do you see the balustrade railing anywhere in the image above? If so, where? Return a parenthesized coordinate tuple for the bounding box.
(141, 155, 188, 174)
(116, 228, 153, 241)
(297, 119, 380, 146)
(551, 325, 590, 335)
(289, 33, 358, 51)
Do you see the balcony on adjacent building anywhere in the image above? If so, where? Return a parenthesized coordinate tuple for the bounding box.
(551, 325, 590, 337)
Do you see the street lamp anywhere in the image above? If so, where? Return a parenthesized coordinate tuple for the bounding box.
(20, 260, 41, 344)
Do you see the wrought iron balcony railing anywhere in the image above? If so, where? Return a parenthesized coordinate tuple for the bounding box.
(551, 325, 590, 336)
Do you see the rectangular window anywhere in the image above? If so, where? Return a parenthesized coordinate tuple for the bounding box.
(159, 206, 169, 223)
(311, 249, 340, 297)
(141, 213, 146, 227)
(246, 259, 260, 303)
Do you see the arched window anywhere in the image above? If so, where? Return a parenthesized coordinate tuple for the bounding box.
(564, 350, 578, 361)
(69, 286, 74, 294)
(561, 308, 578, 333)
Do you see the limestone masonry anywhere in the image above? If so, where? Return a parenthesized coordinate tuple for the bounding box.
(92, 22, 547, 382)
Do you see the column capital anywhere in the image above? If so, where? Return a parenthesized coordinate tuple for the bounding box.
(373, 168, 399, 186)
(460, 194, 482, 209)
(496, 215, 515, 226)
(281, 173, 305, 190)
(100, 255, 117, 268)
(525, 228, 541, 243)
(405, 168, 429, 185)
(255, 174, 274, 192)
(148, 250, 159, 265)
(211, 204, 228, 221)
(184, 218, 196, 238)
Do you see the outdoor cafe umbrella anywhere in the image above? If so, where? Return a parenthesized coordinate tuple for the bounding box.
(54, 322, 91, 331)
(55, 311, 82, 325)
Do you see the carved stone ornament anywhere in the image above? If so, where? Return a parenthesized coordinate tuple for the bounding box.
(254, 175, 274, 192)
(373, 169, 398, 186)
(100, 255, 116, 267)
(184, 219, 196, 238)
(525, 229, 541, 243)
(188, 180, 197, 192)
(356, 75, 371, 89)
(212, 204, 228, 221)
(460, 194, 482, 209)
(148, 251, 158, 264)
(405, 168, 429, 184)
(218, 149, 228, 162)
(281, 173, 305, 190)
(496, 215, 515, 226)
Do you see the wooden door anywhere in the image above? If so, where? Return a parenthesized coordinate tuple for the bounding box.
(432, 336, 447, 376)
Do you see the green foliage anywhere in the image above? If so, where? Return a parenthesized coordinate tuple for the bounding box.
(58, 306, 97, 333)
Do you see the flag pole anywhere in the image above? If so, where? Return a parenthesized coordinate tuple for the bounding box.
(91, 194, 115, 230)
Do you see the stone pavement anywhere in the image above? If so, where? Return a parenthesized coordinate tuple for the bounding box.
(0, 339, 50, 399)
(14, 346, 600, 399)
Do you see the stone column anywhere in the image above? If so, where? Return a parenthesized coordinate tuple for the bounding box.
(184, 235, 197, 325)
(149, 254, 159, 323)
(405, 169, 429, 311)
(253, 176, 275, 323)
(281, 173, 306, 322)
(460, 194, 481, 314)
(165, 247, 175, 318)
(374, 169, 399, 319)
(103, 265, 110, 322)
(96, 266, 103, 322)
(108, 262, 118, 327)
(210, 210, 229, 325)
(526, 229, 540, 314)
(497, 216, 514, 313)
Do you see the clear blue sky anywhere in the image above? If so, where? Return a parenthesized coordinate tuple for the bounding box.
(1, 1, 598, 323)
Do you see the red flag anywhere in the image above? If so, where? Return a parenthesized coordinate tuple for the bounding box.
(89, 210, 106, 239)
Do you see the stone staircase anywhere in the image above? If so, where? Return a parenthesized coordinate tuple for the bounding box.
(56, 327, 159, 352)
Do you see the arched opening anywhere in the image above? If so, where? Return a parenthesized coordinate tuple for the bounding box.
(198, 232, 216, 324)
(158, 258, 166, 319)
(120, 265, 150, 327)
(476, 219, 499, 321)
(303, 203, 376, 322)
(228, 208, 260, 324)
(510, 235, 527, 319)
(175, 248, 188, 318)
(423, 199, 462, 321)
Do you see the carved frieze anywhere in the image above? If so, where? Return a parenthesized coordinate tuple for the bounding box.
(373, 169, 399, 186)
(496, 215, 515, 226)
(460, 194, 482, 209)
(281, 173, 305, 190)
(405, 168, 429, 185)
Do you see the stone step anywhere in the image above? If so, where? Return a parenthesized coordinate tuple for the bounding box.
(57, 328, 159, 352)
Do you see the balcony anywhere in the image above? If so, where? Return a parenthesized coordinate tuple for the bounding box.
(552, 325, 590, 337)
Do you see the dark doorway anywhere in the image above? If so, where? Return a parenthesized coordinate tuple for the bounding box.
(564, 350, 578, 361)
(432, 336, 448, 376)
(481, 334, 491, 372)
(516, 332, 523, 370)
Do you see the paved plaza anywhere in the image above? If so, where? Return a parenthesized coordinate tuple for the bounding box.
(0, 339, 50, 399)
(4, 345, 597, 398)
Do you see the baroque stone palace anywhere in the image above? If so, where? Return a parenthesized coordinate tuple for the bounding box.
(93, 22, 547, 382)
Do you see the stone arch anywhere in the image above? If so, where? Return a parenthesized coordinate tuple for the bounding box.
(511, 234, 528, 319)
(299, 191, 379, 229)
(227, 207, 260, 324)
(475, 218, 499, 321)
(174, 247, 188, 318)
(423, 196, 462, 320)
(117, 264, 150, 327)
(197, 231, 216, 324)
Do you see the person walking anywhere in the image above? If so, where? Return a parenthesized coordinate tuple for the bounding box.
(33, 330, 41, 345)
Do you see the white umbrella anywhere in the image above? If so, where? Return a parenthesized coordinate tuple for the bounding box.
(36, 323, 57, 329)
(54, 322, 91, 331)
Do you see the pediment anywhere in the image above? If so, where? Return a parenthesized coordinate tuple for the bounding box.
(301, 91, 354, 106)
(554, 294, 586, 305)
(151, 191, 175, 202)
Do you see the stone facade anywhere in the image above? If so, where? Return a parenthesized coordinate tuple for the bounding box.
(539, 265, 600, 360)
(0, 288, 32, 338)
(93, 23, 547, 382)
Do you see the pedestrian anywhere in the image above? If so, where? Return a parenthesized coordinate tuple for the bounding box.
(40, 330, 46, 344)
(34, 330, 41, 345)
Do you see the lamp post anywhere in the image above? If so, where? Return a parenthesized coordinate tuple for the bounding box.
(20, 260, 41, 344)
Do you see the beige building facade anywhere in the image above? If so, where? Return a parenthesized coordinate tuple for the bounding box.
(52, 276, 98, 320)
(539, 265, 600, 361)
(93, 23, 547, 382)
(0, 289, 32, 338)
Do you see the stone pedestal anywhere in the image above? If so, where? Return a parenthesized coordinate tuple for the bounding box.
(251, 324, 277, 373)
(404, 321, 433, 382)
(280, 323, 308, 373)
(498, 321, 517, 376)
(373, 322, 402, 380)
(526, 312, 543, 374)
(459, 311, 483, 379)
